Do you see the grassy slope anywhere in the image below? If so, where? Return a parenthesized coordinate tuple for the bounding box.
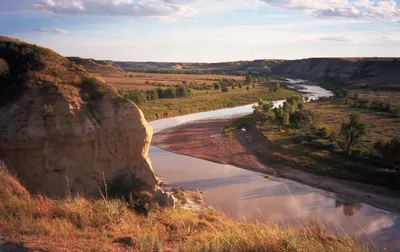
(140, 86, 296, 121)
(240, 99, 400, 189)
(0, 37, 117, 107)
(0, 164, 365, 252)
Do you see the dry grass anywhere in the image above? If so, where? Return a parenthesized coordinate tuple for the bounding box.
(0, 162, 366, 252)
(90, 71, 245, 91)
(307, 101, 400, 147)
(353, 90, 400, 110)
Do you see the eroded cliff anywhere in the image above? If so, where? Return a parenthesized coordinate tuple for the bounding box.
(0, 37, 170, 203)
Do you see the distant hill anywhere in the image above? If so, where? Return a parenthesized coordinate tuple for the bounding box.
(111, 57, 400, 91)
(67, 57, 123, 73)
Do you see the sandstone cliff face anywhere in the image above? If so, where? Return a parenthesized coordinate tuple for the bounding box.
(0, 38, 171, 204)
(0, 90, 159, 197)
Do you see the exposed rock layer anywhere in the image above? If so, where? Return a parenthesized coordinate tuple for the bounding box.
(0, 37, 170, 203)
(0, 91, 158, 197)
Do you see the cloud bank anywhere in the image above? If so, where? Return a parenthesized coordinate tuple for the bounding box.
(2, 0, 399, 22)
(261, 0, 400, 21)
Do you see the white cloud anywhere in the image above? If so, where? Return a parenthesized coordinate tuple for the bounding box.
(2, 0, 399, 23)
(32, 27, 68, 34)
(261, 0, 400, 21)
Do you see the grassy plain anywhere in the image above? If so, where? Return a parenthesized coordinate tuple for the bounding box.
(234, 98, 400, 189)
(0, 164, 365, 252)
(140, 87, 296, 121)
(91, 71, 245, 91)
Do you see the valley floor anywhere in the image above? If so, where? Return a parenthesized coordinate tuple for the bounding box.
(152, 118, 400, 213)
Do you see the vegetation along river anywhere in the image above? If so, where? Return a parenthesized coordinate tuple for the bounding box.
(149, 80, 400, 251)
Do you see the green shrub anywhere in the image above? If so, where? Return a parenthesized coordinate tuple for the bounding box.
(316, 127, 331, 139)
(80, 77, 105, 100)
(222, 86, 229, 93)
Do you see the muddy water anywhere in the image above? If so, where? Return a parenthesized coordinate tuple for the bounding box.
(149, 82, 400, 250)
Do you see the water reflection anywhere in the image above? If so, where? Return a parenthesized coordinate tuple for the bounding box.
(335, 198, 362, 217)
(150, 147, 400, 249)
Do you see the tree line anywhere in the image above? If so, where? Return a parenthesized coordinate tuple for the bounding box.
(120, 86, 193, 104)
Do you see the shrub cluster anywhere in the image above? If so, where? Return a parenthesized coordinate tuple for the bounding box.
(80, 77, 105, 100)
(0, 41, 45, 105)
(253, 96, 314, 131)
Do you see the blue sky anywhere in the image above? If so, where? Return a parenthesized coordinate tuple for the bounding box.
(1, 0, 400, 62)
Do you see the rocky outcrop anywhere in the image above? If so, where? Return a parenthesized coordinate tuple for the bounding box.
(0, 37, 172, 205)
(0, 90, 156, 196)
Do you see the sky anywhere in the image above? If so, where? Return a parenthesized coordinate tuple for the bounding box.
(0, 0, 400, 62)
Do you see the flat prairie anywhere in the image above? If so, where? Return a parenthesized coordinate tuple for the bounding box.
(90, 71, 245, 91)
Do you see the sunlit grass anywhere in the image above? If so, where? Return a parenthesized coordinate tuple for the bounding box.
(0, 164, 367, 251)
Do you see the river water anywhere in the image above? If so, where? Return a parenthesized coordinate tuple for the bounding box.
(149, 81, 400, 250)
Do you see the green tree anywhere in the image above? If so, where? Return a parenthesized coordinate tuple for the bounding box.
(221, 86, 229, 93)
(238, 83, 243, 89)
(253, 99, 275, 122)
(273, 107, 288, 131)
(269, 82, 281, 93)
(340, 113, 367, 154)
(213, 83, 220, 90)
(146, 89, 159, 100)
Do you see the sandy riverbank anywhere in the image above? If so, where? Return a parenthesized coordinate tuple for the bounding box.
(152, 118, 400, 213)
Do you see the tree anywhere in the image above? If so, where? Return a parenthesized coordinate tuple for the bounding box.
(253, 99, 275, 122)
(340, 113, 366, 154)
(269, 82, 281, 93)
(272, 107, 289, 131)
(238, 83, 243, 89)
(316, 127, 331, 139)
(221, 86, 229, 93)
(213, 83, 220, 90)
(146, 89, 159, 100)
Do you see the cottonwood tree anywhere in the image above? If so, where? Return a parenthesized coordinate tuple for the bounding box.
(253, 99, 275, 122)
(340, 113, 366, 154)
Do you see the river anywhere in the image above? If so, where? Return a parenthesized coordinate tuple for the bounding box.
(149, 80, 400, 251)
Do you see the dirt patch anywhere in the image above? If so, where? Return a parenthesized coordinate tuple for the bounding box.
(153, 119, 275, 175)
(152, 119, 400, 213)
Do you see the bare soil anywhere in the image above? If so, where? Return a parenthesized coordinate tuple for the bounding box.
(152, 119, 400, 213)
